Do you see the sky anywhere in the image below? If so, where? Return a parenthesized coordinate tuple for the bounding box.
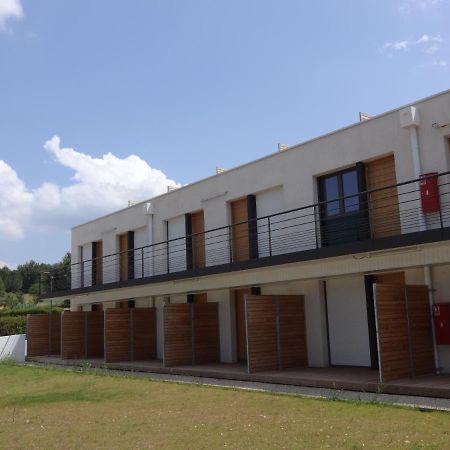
(0, 0, 449, 268)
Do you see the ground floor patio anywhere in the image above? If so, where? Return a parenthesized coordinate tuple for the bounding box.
(27, 356, 450, 399)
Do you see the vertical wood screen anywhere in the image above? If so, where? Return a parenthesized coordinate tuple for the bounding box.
(245, 295, 307, 374)
(375, 284, 435, 382)
(365, 155, 401, 238)
(405, 286, 435, 376)
(163, 304, 193, 367)
(104, 307, 157, 363)
(105, 309, 131, 363)
(27, 313, 61, 357)
(231, 198, 249, 262)
(245, 295, 278, 372)
(193, 303, 220, 364)
(50, 313, 61, 355)
(86, 311, 104, 358)
(27, 314, 49, 357)
(278, 295, 308, 369)
(163, 302, 221, 367)
(132, 308, 157, 361)
(61, 311, 84, 359)
(235, 288, 251, 362)
(191, 210, 206, 269)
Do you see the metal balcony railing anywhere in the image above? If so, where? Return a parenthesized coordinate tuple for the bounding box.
(40, 171, 450, 296)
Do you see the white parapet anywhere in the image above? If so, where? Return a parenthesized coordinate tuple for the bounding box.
(0, 334, 26, 362)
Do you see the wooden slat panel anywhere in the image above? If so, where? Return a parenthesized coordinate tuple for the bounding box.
(193, 303, 220, 364)
(231, 198, 249, 262)
(366, 155, 401, 238)
(375, 284, 411, 382)
(374, 272, 405, 285)
(61, 312, 84, 359)
(27, 314, 49, 357)
(164, 304, 192, 367)
(235, 288, 251, 362)
(132, 308, 157, 361)
(105, 309, 130, 363)
(278, 295, 308, 369)
(86, 311, 104, 358)
(191, 210, 206, 269)
(50, 313, 61, 355)
(246, 295, 278, 373)
(406, 285, 435, 376)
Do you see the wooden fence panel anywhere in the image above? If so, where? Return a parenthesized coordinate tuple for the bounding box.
(27, 314, 49, 357)
(132, 308, 157, 361)
(246, 296, 278, 373)
(193, 303, 220, 364)
(50, 313, 61, 355)
(406, 285, 435, 377)
(278, 295, 307, 369)
(86, 311, 104, 358)
(375, 284, 411, 382)
(105, 309, 130, 363)
(61, 312, 84, 359)
(164, 304, 192, 367)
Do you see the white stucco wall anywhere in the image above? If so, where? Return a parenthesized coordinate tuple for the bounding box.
(326, 276, 371, 367)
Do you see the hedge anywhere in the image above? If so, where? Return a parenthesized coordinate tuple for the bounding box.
(0, 306, 62, 318)
(0, 316, 26, 336)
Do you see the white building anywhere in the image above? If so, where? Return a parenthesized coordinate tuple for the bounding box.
(33, 89, 450, 390)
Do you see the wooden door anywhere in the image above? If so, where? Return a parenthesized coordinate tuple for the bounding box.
(366, 155, 401, 238)
(191, 210, 206, 268)
(119, 233, 128, 281)
(235, 288, 251, 362)
(231, 198, 249, 262)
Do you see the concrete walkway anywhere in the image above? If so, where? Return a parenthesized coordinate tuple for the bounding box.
(25, 361, 450, 412)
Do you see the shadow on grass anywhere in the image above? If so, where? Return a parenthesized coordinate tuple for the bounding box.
(1, 387, 124, 407)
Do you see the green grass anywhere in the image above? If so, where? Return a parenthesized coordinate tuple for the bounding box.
(1, 362, 450, 449)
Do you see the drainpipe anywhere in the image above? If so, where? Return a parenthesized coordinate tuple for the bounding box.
(400, 106, 427, 232)
(424, 265, 440, 373)
(144, 202, 154, 277)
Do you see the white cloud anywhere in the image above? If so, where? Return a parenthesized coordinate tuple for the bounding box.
(0, 136, 180, 240)
(399, 0, 444, 13)
(383, 34, 444, 51)
(433, 58, 448, 66)
(0, 0, 23, 32)
(0, 260, 16, 269)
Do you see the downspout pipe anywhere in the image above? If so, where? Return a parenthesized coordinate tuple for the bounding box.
(400, 106, 427, 232)
(424, 265, 440, 373)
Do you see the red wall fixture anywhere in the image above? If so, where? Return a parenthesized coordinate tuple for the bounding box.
(433, 304, 450, 345)
(420, 172, 440, 213)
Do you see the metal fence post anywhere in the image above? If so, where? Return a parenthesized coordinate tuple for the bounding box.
(141, 248, 144, 278)
(228, 226, 233, 263)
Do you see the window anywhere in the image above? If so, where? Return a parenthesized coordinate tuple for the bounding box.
(318, 165, 369, 246)
(320, 168, 360, 217)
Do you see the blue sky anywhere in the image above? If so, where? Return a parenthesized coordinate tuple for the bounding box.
(0, 0, 449, 268)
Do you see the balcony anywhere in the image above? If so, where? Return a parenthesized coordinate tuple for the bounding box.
(40, 172, 450, 298)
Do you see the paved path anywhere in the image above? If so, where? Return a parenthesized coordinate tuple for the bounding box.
(25, 361, 450, 412)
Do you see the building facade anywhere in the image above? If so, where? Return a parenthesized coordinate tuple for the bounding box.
(37, 89, 450, 383)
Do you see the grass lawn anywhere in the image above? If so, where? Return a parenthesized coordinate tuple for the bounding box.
(1, 363, 450, 449)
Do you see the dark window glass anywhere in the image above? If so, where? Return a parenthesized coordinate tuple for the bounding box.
(342, 170, 359, 212)
(324, 176, 340, 216)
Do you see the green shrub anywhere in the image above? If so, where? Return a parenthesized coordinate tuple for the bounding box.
(0, 316, 26, 336)
(0, 305, 62, 318)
